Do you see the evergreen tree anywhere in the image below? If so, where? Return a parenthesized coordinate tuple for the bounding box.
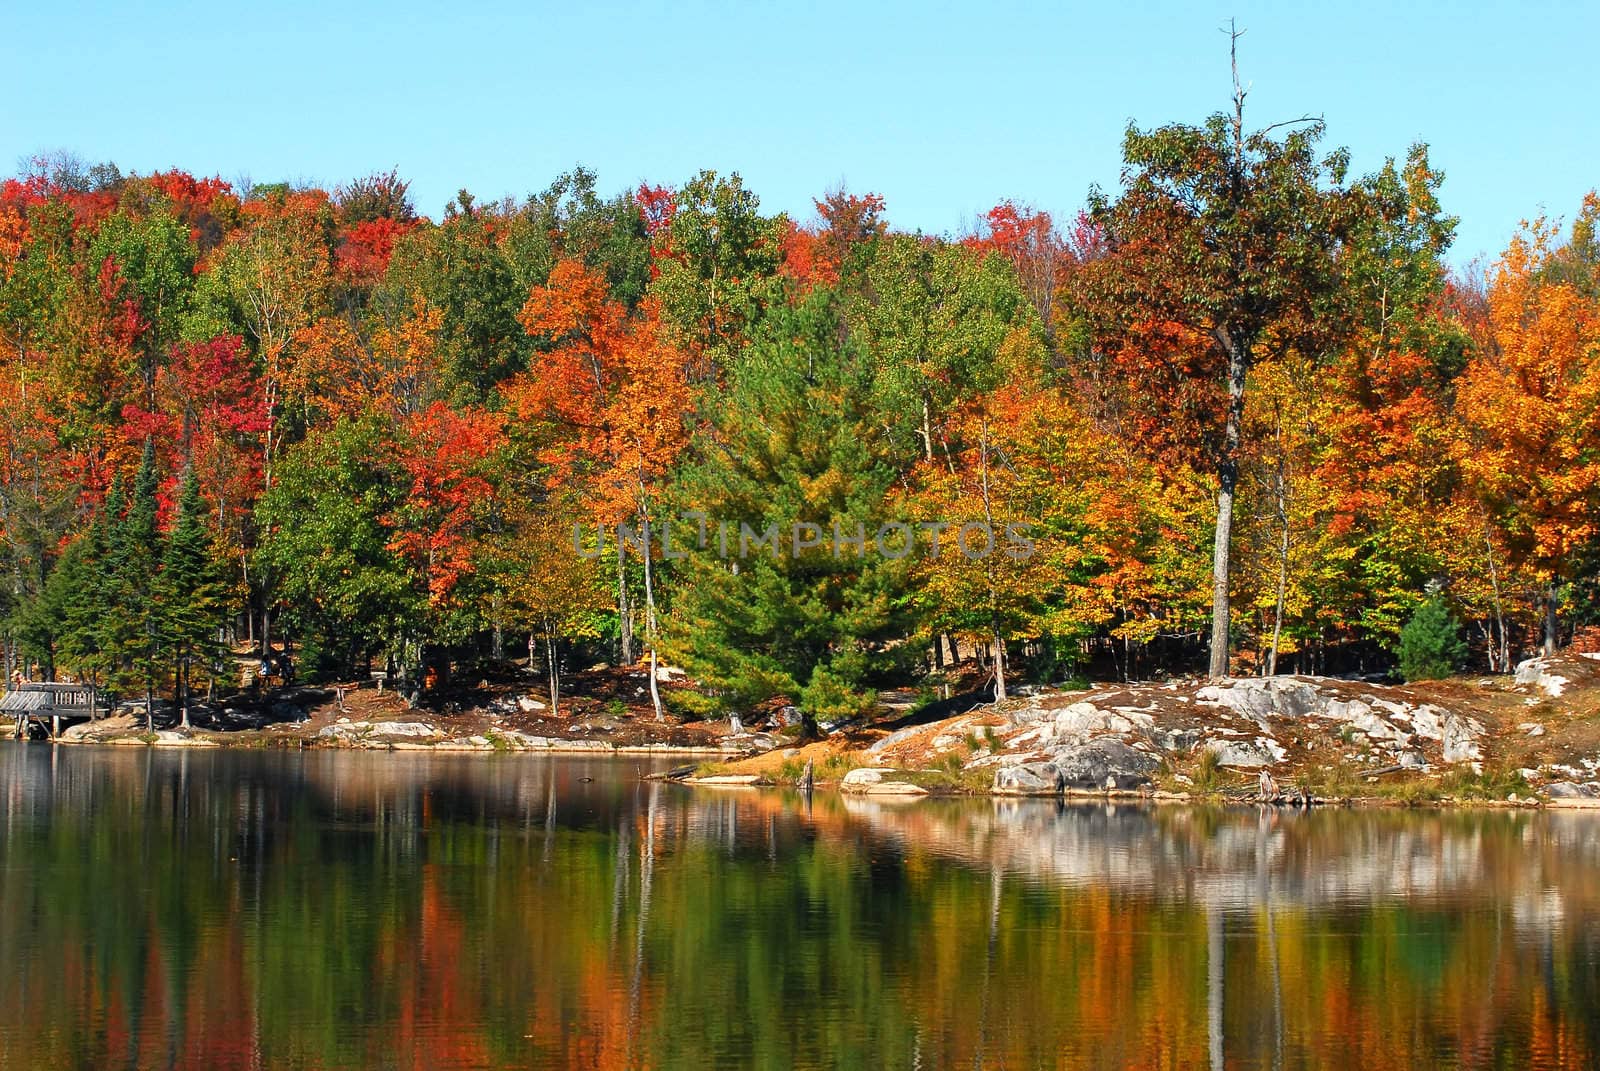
(665, 296, 907, 732)
(161, 468, 227, 727)
(61, 478, 124, 691)
(56, 512, 111, 691)
(105, 442, 166, 726)
(1397, 593, 1467, 682)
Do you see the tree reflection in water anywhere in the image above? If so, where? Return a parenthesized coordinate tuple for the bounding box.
(0, 745, 1597, 1070)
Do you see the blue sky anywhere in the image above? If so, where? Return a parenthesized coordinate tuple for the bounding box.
(4, 0, 1596, 266)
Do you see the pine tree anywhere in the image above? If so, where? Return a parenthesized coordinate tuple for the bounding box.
(664, 296, 906, 732)
(1397, 593, 1467, 682)
(63, 478, 124, 693)
(55, 517, 110, 697)
(161, 468, 226, 728)
(105, 442, 166, 727)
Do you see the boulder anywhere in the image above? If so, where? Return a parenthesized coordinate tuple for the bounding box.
(1196, 677, 1322, 723)
(866, 726, 920, 755)
(1203, 737, 1286, 768)
(1406, 704, 1447, 740)
(993, 763, 1063, 794)
(840, 767, 926, 795)
(1046, 701, 1151, 744)
(1050, 738, 1159, 788)
(1324, 702, 1410, 745)
(1515, 657, 1571, 697)
(841, 767, 895, 789)
(1545, 781, 1600, 800)
(517, 696, 547, 714)
(368, 721, 438, 738)
(1440, 713, 1484, 763)
(1156, 727, 1204, 752)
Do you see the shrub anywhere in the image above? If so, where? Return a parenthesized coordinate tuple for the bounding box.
(1397, 595, 1468, 681)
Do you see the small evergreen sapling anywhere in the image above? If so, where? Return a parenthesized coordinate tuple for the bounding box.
(1397, 593, 1467, 682)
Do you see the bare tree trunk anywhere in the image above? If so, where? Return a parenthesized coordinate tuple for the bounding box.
(635, 489, 666, 721)
(978, 419, 1007, 702)
(648, 648, 664, 722)
(546, 631, 560, 715)
(991, 633, 1007, 701)
(1481, 510, 1510, 672)
(1209, 336, 1246, 679)
(616, 539, 634, 665)
(1210, 25, 1253, 682)
(1268, 481, 1290, 676)
(1544, 584, 1560, 656)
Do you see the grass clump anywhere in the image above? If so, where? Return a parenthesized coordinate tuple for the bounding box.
(1296, 761, 1362, 800)
(819, 752, 861, 780)
(775, 758, 806, 783)
(1192, 748, 1225, 793)
(1438, 764, 1531, 800)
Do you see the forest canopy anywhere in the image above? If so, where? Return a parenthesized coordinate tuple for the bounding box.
(2, 125, 1597, 718)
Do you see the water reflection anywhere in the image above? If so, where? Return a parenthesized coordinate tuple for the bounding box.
(0, 744, 1596, 1070)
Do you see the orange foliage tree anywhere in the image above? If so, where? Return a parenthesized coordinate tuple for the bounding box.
(1458, 215, 1600, 653)
(504, 259, 693, 714)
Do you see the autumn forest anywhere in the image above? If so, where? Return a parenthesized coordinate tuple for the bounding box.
(3, 99, 1599, 720)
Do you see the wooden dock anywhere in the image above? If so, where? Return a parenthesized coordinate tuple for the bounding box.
(3, 683, 98, 739)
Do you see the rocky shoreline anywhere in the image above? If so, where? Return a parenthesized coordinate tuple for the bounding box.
(31, 653, 1600, 809)
(46, 682, 749, 758)
(676, 653, 1600, 809)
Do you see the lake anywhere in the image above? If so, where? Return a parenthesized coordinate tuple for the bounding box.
(0, 744, 1597, 1070)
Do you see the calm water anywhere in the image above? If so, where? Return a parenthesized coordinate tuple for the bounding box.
(1, 745, 1598, 1070)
